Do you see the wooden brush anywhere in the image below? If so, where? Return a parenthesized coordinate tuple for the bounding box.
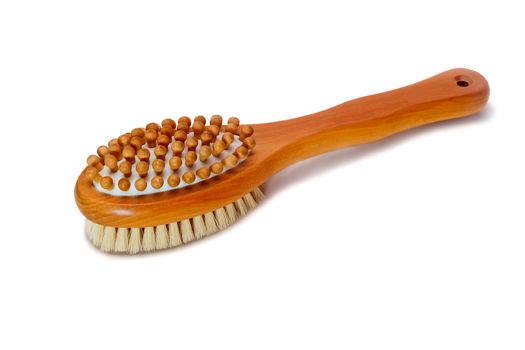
(75, 68, 489, 253)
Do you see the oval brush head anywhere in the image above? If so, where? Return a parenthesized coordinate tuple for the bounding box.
(76, 68, 490, 254)
(80, 115, 262, 253)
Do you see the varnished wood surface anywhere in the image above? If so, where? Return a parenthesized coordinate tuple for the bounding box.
(75, 68, 490, 227)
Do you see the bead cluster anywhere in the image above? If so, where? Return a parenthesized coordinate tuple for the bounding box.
(84, 115, 255, 195)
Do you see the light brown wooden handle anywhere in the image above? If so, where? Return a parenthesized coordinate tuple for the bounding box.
(260, 68, 490, 163)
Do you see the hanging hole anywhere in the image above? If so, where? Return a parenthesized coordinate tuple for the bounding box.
(455, 75, 472, 88)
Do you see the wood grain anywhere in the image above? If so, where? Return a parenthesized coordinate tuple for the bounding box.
(75, 68, 490, 227)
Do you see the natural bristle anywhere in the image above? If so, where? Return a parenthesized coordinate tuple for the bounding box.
(86, 186, 264, 254)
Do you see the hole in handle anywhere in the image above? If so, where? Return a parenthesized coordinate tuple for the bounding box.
(455, 75, 472, 87)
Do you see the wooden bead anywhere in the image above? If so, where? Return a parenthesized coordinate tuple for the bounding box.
(169, 156, 182, 171)
(131, 128, 145, 138)
(200, 131, 213, 145)
(135, 178, 147, 191)
(171, 140, 184, 155)
(152, 159, 165, 174)
(192, 121, 205, 135)
(145, 129, 158, 148)
(212, 140, 226, 157)
(97, 145, 108, 158)
(108, 143, 122, 158)
(100, 176, 114, 190)
(145, 122, 160, 131)
(108, 138, 119, 146)
(177, 122, 190, 133)
(185, 151, 197, 167)
(222, 132, 234, 148)
(199, 145, 211, 162)
(104, 154, 118, 172)
(178, 116, 191, 126)
(228, 117, 240, 126)
(160, 126, 174, 138)
(135, 161, 149, 178)
(208, 125, 220, 139)
(122, 145, 136, 162)
(239, 125, 254, 141)
(210, 162, 223, 174)
(196, 167, 211, 180)
(119, 161, 132, 177)
(222, 154, 238, 167)
(174, 130, 187, 142)
(151, 175, 164, 189)
(210, 115, 222, 128)
(234, 145, 249, 159)
(84, 166, 99, 181)
(194, 115, 206, 124)
(157, 134, 171, 147)
(225, 123, 238, 134)
(182, 171, 195, 184)
(186, 136, 198, 151)
(86, 155, 103, 170)
(118, 133, 131, 147)
(154, 145, 168, 159)
(130, 136, 145, 151)
(167, 173, 180, 187)
(243, 136, 256, 149)
(137, 148, 150, 162)
(118, 178, 131, 191)
(161, 118, 176, 129)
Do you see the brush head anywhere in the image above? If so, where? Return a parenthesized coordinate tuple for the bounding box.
(77, 115, 262, 253)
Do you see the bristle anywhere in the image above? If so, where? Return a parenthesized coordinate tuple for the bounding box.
(181, 219, 195, 243)
(204, 212, 218, 234)
(192, 215, 207, 239)
(155, 225, 169, 250)
(86, 185, 264, 253)
(115, 227, 129, 252)
(225, 203, 238, 222)
(142, 227, 156, 252)
(168, 223, 182, 247)
(90, 222, 105, 248)
(243, 193, 257, 210)
(101, 226, 116, 252)
(129, 228, 142, 254)
(214, 207, 230, 230)
(252, 186, 264, 201)
(235, 198, 248, 216)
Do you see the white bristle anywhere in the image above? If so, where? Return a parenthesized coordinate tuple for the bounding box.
(214, 208, 230, 230)
(86, 185, 264, 253)
(142, 227, 156, 252)
(101, 226, 116, 252)
(115, 227, 129, 252)
(243, 193, 257, 210)
(90, 223, 105, 248)
(129, 228, 142, 254)
(192, 215, 207, 239)
(155, 225, 169, 250)
(204, 212, 218, 234)
(252, 186, 264, 201)
(181, 219, 195, 243)
(225, 203, 238, 222)
(168, 223, 182, 247)
(235, 198, 248, 216)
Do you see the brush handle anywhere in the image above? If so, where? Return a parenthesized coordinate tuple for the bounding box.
(257, 68, 490, 164)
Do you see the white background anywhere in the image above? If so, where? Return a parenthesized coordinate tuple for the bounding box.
(1, 1, 523, 349)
